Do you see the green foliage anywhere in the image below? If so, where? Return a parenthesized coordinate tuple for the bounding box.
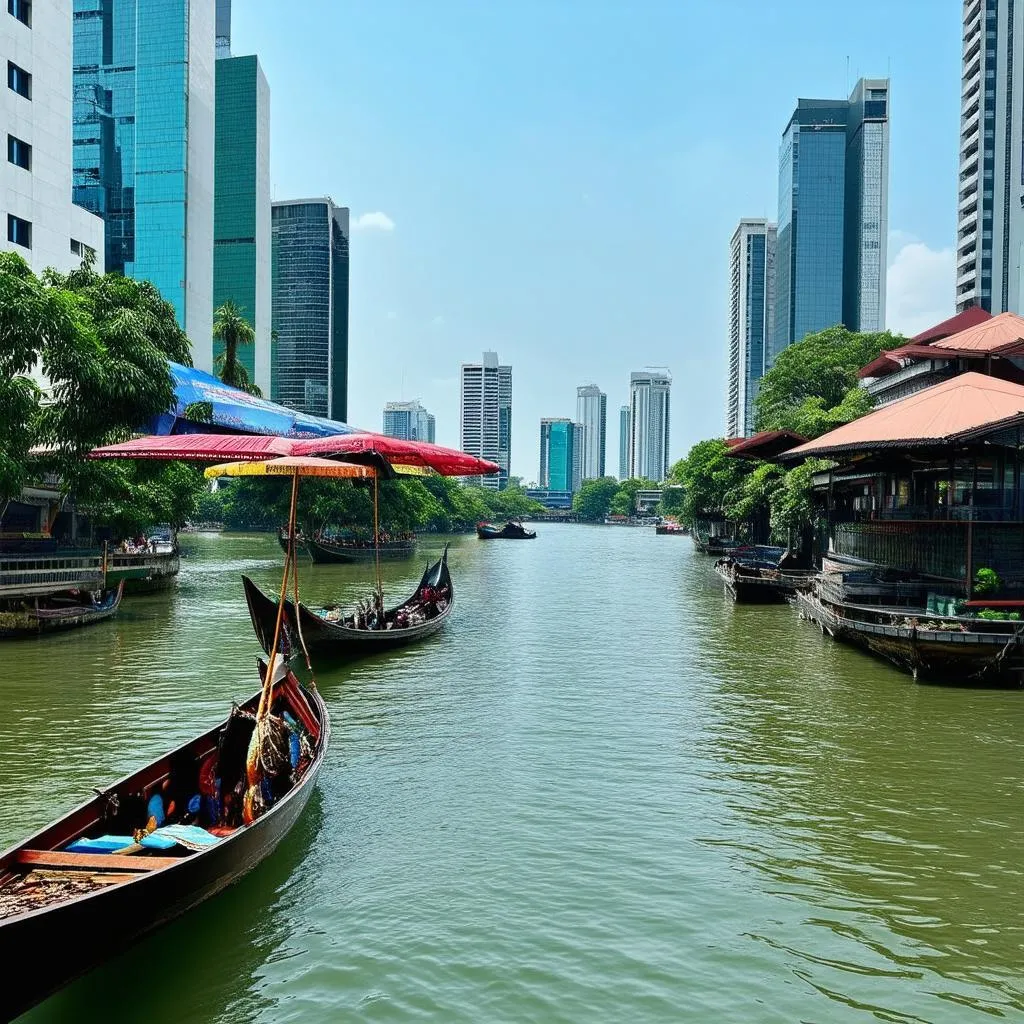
(658, 485, 685, 516)
(754, 325, 902, 438)
(768, 458, 830, 537)
(0, 252, 202, 530)
(213, 300, 261, 396)
(608, 478, 658, 518)
(976, 608, 1019, 621)
(973, 567, 1002, 596)
(573, 477, 620, 521)
(724, 462, 784, 524)
(671, 440, 746, 525)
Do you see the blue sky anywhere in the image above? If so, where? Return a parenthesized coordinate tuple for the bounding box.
(234, 0, 961, 482)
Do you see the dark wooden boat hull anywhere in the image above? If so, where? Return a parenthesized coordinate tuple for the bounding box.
(796, 590, 1024, 684)
(243, 548, 453, 660)
(476, 523, 536, 540)
(714, 562, 813, 605)
(0, 669, 329, 1020)
(306, 537, 416, 563)
(0, 582, 124, 639)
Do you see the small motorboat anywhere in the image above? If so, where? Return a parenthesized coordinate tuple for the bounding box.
(0, 582, 125, 639)
(476, 521, 536, 540)
(0, 659, 328, 1020)
(243, 545, 454, 660)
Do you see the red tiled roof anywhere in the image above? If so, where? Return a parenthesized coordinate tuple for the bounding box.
(858, 306, 993, 379)
(785, 372, 1024, 458)
(724, 429, 808, 459)
(929, 310, 1024, 353)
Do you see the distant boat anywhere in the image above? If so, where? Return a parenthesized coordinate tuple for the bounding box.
(305, 534, 416, 564)
(0, 582, 124, 639)
(655, 523, 687, 535)
(242, 546, 454, 660)
(0, 659, 329, 1020)
(476, 521, 536, 540)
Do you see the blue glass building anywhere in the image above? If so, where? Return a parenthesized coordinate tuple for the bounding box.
(539, 418, 580, 493)
(73, 0, 215, 369)
(271, 199, 350, 422)
(773, 79, 889, 361)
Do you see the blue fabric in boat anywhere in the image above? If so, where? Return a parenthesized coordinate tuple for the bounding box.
(153, 824, 222, 850)
(66, 833, 178, 853)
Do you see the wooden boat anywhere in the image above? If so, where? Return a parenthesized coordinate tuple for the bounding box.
(476, 521, 536, 540)
(655, 523, 687, 535)
(305, 534, 416, 563)
(242, 546, 454, 660)
(0, 659, 328, 1020)
(691, 532, 738, 556)
(277, 528, 309, 558)
(0, 582, 124, 639)
(714, 559, 815, 604)
(796, 585, 1024, 684)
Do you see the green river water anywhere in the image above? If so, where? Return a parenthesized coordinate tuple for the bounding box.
(2, 526, 1023, 1023)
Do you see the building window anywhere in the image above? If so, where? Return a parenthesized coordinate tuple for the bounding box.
(7, 134, 30, 170)
(7, 0, 30, 26)
(70, 239, 96, 260)
(7, 61, 30, 98)
(7, 214, 31, 248)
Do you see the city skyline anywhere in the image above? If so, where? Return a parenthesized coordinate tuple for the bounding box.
(460, 351, 512, 490)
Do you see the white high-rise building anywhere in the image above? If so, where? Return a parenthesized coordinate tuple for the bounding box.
(955, 0, 1024, 313)
(2, 0, 104, 273)
(618, 405, 630, 480)
(727, 219, 776, 438)
(629, 370, 671, 482)
(460, 351, 512, 490)
(383, 400, 435, 443)
(575, 384, 607, 480)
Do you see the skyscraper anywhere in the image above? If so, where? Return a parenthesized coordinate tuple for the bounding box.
(727, 219, 776, 437)
(3, 0, 105, 273)
(271, 199, 350, 421)
(618, 405, 630, 480)
(774, 78, 889, 359)
(460, 351, 512, 490)
(214, 53, 271, 394)
(956, 1, 1023, 314)
(575, 384, 607, 480)
(629, 370, 671, 482)
(73, 0, 216, 368)
(383, 400, 434, 442)
(539, 418, 578, 492)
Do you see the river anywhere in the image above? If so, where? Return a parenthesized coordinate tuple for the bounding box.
(4, 526, 1023, 1023)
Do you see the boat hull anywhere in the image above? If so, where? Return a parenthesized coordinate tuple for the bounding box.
(476, 523, 536, 540)
(0, 583, 124, 639)
(796, 590, 1024, 685)
(306, 538, 416, 563)
(0, 676, 329, 1020)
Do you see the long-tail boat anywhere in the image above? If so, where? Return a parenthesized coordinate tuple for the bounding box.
(476, 521, 536, 540)
(242, 546, 454, 660)
(0, 659, 328, 1021)
(0, 582, 124, 639)
(306, 534, 416, 563)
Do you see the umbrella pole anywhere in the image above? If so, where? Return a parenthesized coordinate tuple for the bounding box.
(373, 474, 383, 609)
(260, 469, 299, 720)
(291, 524, 315, 683)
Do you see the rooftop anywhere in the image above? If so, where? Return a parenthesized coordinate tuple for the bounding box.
(786, 372, 1024, 458)
(724, 430, 808, 460)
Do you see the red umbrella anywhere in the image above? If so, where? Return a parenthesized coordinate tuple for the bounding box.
(88, 431, 499, 477)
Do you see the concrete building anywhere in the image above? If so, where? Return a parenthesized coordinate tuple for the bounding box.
(460, 351, 512, 490)
(629, 370, 671, 482)
(727, 219, 776, 437)
(955, 0, 1024, 314)
(271, 198, 350, 421)
(774, 78, 889, 358)
(618, 405, 630, 480)
(383, 400, 435, 442)
(213, 52, 271, 395)
(575, 384, 607, 480)
(2, 0, 104, 272)
(73, 0, 216, 368)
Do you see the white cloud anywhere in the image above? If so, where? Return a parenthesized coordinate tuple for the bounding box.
(886, 237, 955, 338)
(352, 211, 395, 232)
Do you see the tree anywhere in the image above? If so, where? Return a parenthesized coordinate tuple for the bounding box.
(672, 440, 746, 527)
(754, 325, 901, 438)
(609, 478, 657, 518)
(213, 300, 261, 396)
(573, 477, 619, 521)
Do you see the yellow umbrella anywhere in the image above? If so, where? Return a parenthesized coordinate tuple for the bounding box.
(204, 456, 377, 479)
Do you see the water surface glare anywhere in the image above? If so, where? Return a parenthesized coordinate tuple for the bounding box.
(3, 527, 1023, 1022)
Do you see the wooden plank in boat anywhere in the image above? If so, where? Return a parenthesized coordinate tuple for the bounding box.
(15, 850, 183, 872)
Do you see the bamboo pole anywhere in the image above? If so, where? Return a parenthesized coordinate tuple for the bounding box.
(373, 474, 383, 611)
(291, 524, 315, 680)
(259, 470, 299, 721)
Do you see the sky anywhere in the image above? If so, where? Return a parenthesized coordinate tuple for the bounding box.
(233, 0, 961, 484)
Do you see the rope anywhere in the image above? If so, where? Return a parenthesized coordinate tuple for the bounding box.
(373, 474, 383, 610)
(291, 522, 316, 687)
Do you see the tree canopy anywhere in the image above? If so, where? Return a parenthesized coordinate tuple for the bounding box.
(754, 324, 901, 437)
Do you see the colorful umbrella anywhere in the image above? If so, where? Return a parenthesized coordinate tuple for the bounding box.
(203, 456, 377, 480)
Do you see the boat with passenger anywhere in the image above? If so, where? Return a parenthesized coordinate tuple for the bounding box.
(477, 521, 536, 540)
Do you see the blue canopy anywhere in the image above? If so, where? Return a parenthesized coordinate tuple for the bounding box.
(147, 363, 360, 439)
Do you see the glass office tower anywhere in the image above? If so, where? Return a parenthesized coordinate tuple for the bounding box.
(271, 198, 350, 421)
(214, 53, 271, 394)
(73, 0, 215, 368)
(539, 418, 579, 493)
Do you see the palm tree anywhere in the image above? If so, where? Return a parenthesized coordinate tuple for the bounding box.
(213, 300, 262, 397)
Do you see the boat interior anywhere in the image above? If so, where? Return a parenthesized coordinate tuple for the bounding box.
(0, 672, 321, 921)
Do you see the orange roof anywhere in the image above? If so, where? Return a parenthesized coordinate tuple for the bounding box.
(930, 310, 1024, 353)
(786, 372, 1024, 458)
